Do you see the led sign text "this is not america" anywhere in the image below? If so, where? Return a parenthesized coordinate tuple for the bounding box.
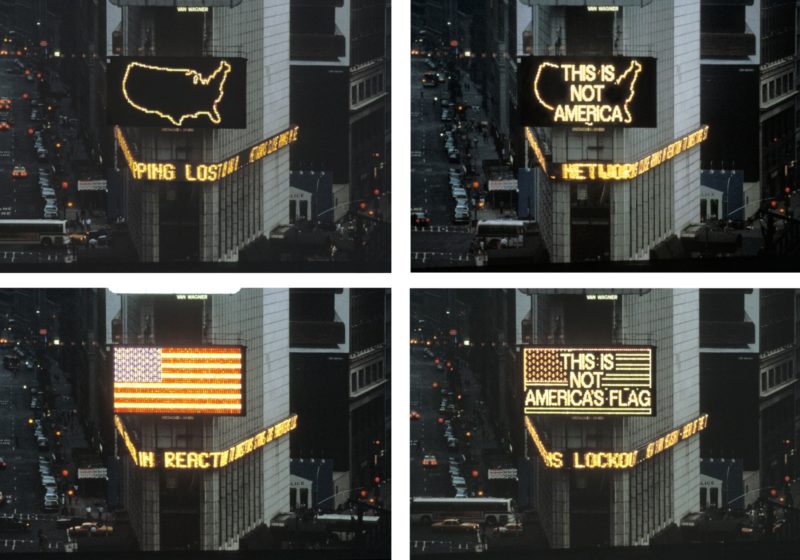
(519, 56, 657, 128)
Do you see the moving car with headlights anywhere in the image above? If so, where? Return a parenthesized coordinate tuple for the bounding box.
(431, 518, 480, 533)
(67, 521, 114, 537)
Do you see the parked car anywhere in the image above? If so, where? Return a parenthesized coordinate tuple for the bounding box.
(0, 517, 31, 532)
(453, 205, 470, 224)
(493, 522, 524, 536)
(411, 208, 431, 228)
(43, 496, 58, 511)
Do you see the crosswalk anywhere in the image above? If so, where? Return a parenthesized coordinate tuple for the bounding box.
(411, 540, 479, 553)
(0, 512, 60, 521)
(0, 539, 64, 551)
(413, 225, 472, 233)
(412, 252, 473, 264)
(0, 250, 69, 264)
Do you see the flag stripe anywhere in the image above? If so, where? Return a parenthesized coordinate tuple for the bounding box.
(115, 387, 241, 394)
(161, 372, 242, 383)
(115, 402, 242, 410)
(117, 393, 241, 404)
(115, 382, 241, 389)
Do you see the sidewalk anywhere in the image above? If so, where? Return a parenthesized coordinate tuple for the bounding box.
(45, 355, 109, 520)
(451, 70, 515, 222)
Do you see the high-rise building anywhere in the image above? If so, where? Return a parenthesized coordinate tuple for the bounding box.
(114, 290, 292, 551)
(289, 288, 389, 510)
(515, 289, 701, 547)
(516, 2, 704, 262)
(289, 0, 388, 222)
(113, 2, 292, 262)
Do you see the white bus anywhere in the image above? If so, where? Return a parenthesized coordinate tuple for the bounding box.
(410, 497, 515, 526)
(475, 220, 529, 249)
(0, 220, 70, 246)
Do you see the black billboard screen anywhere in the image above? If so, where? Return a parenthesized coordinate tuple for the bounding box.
(108, 57, 246, 128)
(518, 56, 657, 128)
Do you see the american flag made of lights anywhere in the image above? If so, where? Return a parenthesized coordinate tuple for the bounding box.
(524, 348, 569, 386)
(113, 346, 243, 415)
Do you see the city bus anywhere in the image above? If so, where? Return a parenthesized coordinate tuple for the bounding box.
(0, 220, 70, 246)
(410, 497, 515, 526)
(474, 220, 529, 249)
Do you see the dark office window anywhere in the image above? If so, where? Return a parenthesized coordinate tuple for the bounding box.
(352, 85, 357, 105)
(359, 82, 365, 101)
(289, 199, 297, 224)
(359, 369, 365, 388)
(290, 487, 297, 509)
(700, 487, 707, 510)
(351, 372, 357, 392)
(763, 83, 768, 102)
(769, 369, 776, 387)
(701, 199, 708, 222)
(710, 487, 719, 508)
(762, 371, 767, 391)
(710, 199, 719, 220)
(299, 200, 308, 220)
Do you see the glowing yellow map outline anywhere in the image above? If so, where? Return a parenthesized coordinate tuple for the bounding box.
(121, 60, 232, 127)
(532, 60, 643, 126)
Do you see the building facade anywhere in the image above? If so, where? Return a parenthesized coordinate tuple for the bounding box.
(115, 290, 291, 551)
(289, 0, 388, 222)
(516, 289, 701, 547)
(114, 2, 291, 262)
(517, 1, 703, 263)
(289, 288, 389, 510)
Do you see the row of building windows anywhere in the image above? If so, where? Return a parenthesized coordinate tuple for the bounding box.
(761, 360, 795, 392)
(351, 360, 384, 393)
(351, 72, 384, 107)
(762, 72, 795, 104)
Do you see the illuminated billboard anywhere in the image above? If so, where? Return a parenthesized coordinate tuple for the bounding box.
(114, 414, 297, 469)
(524, 413, 709, 470)
(114, 125, 299, 182)
(107, 57, 246, 128)
(113, 346, 244, 415)
(519, 56, 657, 128)
(523, 346, 654, 416)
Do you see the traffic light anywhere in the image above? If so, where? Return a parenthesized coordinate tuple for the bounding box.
(770, 488, 778, 497)
(432, 382, 439, 389)
(358, 201, 367, 210)
(359, 489, 368, 498)
(61, 469, 68, 477)
(770, 200, 778, 209)
(66, 489, 74, 497)
(437, 417, 444, 424)
(55, 430, 61, 437)
(61, 181, 68, 189)
(434, 357, 440, 365)
(785, 475, 792, 483)
(373, 476, 381, 485)
(372, 188, 381, 197)
(471, 469, 479, 478)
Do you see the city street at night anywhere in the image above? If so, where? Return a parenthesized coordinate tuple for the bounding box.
(0, 288, 391, 558)
(0, 1, 390, 272)
(410, 288, 800, 558)
(411, 1, 800, 271)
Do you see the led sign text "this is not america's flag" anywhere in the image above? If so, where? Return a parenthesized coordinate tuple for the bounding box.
(523, 347, 655, 416)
